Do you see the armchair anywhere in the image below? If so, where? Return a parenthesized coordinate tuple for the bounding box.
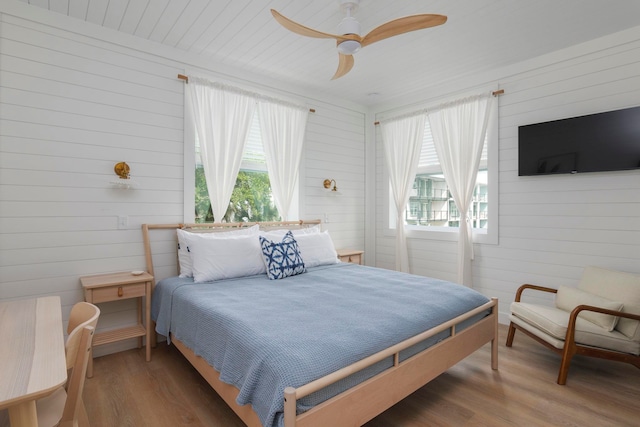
(506, 266, 640, 384)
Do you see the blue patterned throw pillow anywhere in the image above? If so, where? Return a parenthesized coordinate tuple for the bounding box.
(259, 231, 306, 280)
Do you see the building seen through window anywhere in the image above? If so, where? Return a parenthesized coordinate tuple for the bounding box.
(402, 120, 489, 230)
(406, 171, 488, 228)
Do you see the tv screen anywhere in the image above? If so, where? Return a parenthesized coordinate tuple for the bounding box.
(518, 105, 640, 176)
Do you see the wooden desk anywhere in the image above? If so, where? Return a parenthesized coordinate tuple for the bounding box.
(0, 296, 66, 427)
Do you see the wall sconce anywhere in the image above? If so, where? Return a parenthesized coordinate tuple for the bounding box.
(111, 161, 135, 189)
(114, 162, 130, 179)
(323, 179, 337, 192)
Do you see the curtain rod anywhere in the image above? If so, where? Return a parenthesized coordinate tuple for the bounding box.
(373, 89, 505, 125)
(177, 74, 315, 113)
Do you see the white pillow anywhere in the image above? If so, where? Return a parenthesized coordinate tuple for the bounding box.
(176, 225, 259, 278)
(295, 231, 339, 268)
(555, 285, 624, 331)
(259, 225, 321, 241)
(298, 224, 321, 234)
(186, 232, 266, 283)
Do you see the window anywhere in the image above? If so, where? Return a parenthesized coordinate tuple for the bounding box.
(194, 113, 280, 223)
(404, 123, 488, 229)
(387, 98, 498, 243)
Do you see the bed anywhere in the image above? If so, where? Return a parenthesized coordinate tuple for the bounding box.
(142, 220, 498, 427)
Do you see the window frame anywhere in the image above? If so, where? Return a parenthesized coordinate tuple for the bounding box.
(383, 96, 498, 245)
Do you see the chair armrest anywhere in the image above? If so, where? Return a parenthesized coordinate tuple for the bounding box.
(558, 305, 640, 385)
(564, 305, 640, 354)
(514, 284, 558, 302)
(569, 305, 640, 323)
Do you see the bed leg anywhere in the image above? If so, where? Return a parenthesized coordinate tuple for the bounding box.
(491, 297, 499, 370)
(284, 387, 297, 427)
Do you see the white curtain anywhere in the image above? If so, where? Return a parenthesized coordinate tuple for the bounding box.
(257, 102, 308, 220)
(186, 78, 256, 221)
(381, 114, 427, 273)
(427, 93, 494, 286)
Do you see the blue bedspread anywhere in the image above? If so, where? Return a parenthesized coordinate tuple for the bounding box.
(151, 263, 490, 427)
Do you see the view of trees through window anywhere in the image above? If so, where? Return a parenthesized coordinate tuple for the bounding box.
(195, 167, 279, 223)
(194, 113, 282, 223)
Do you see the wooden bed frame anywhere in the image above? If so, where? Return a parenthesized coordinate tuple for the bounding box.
(142, 220, 499, 427)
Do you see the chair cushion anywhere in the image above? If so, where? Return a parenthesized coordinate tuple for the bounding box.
(510, 302, 640, 355)
(578, 266, 640, 340)
(555, 285, 623, 331)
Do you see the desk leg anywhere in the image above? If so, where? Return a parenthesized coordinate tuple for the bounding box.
(9, 401, 38, 427)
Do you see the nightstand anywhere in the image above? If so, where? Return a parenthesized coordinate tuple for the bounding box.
(80, 271, 153, 377)
(337, 249, 364, 265)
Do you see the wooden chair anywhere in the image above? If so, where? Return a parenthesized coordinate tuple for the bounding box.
(36, 325, 95, 427)
(65, 302, 101, 373)
(506, 266, 640, 384)
(39, 302, 100, 427)
(0, 302, 100, 427)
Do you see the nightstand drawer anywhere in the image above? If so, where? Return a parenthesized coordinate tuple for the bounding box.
(91, 282, 146, 303)
(340, 253, 361, 264)
(336, 249, 364, 265)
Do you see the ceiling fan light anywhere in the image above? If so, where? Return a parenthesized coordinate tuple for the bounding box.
(337, 40, 361, 55)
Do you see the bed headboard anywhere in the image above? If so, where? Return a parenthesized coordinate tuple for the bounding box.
(141, 220, 322, 285)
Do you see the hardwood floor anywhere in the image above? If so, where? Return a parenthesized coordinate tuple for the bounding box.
(84, 325, 639, 426)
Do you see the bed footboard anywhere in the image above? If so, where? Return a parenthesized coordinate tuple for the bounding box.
(284, 297, 498, 427)
(171, 298, 498, 427)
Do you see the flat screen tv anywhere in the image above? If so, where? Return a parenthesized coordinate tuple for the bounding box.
(518, 105, 640, 176)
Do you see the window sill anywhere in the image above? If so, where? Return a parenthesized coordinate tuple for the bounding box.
(385, 226, 497, 245)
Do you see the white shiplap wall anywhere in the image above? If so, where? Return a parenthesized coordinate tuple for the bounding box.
(0, 8, 366, 355)
(302, 103, 366, 251)
(374, 27, 640, 323)
(0, 11, 185, 356)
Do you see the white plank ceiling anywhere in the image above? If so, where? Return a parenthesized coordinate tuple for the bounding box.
(16, 0, 640, 106)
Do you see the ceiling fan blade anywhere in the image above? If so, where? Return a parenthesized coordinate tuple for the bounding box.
(361, 14, 447, 47)
(332, 53, 355, 80)
(271, 9, 350, 41)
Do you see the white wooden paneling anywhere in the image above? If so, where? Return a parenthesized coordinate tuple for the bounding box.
(0, 8, 367, 357)
(102, 0, 129, 30)
(15, 0, 640, 108)
(117, 0, 149, 35)
(0, 13, 183, 357)
(68, 0, 89, 20)
(301, 100, 366, 253)
(84, 1, 108, 25)
(374, 28, 640, 323)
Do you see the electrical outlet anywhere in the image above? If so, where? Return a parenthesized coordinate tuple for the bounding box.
(118, 215, 128, 229)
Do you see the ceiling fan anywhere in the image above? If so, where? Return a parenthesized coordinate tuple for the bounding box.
(271, 0, 447, 80)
